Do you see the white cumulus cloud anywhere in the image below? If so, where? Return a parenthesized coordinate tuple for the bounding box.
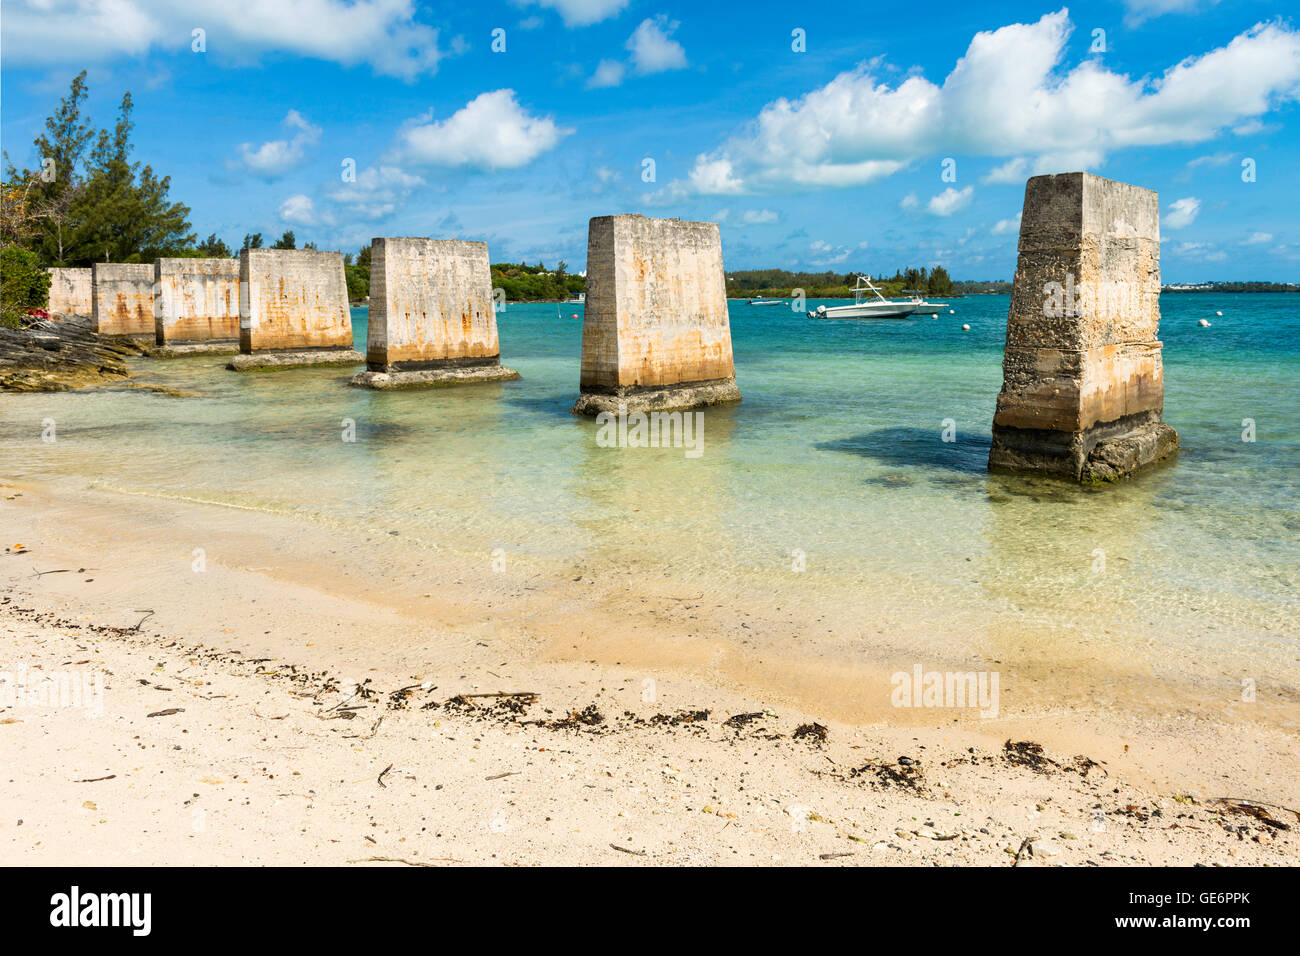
(326, 165, 426, 221)
(627, 16, 687, 74)
(279, 194, 320, 226)
(928, 186, 973, 216)
(234, 110, 322, 179)
(587, 59, 626, 88)
(396, 90, 573, 170)
(666, 11, 1300, 196)
(992, 211, 1022, 234)
(516, 0, 629, 27)
(3, 0, 450, 79)
(1163, 197, 1201, 229)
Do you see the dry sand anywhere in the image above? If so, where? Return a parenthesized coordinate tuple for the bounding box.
(1, 480, 1296, 866)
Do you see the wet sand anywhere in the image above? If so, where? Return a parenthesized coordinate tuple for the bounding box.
(1, 480, 1296, 865)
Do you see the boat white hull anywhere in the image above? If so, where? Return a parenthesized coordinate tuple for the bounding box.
(810, 303, 917, 319)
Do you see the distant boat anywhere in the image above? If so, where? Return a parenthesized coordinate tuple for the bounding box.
(808, 275, 946, 320)
(747, 297, 786, 306)
(569, 292, 586, 304)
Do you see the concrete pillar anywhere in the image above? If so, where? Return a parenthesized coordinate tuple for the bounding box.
(349, 237, 519, 389)
(227, 248, 362, 371)
(151, 258, 241, 356)
(91, 263, 155, 340)
(45, 268, 92, 322)
(573, 214, 740, 415)
(989, 172, 1178, 481)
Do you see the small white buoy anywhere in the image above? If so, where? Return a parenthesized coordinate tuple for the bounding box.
(949, 309, 955, 314)
(1198, 318, 1211, 327)
(961, 323, 971, 331)
(1216, 310, 1223, 316)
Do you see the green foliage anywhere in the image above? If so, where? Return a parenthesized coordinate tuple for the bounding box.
(1163, 281, 1299, 292)
(491, 261, 585, 301)
(344, 264, 369, 302)
(197, 233, 232, 258)
(4, 76, 195, 266)
(0, 245, 51, 328)
(727, 266, 982, 298)
(272, 230, 296, 250)
(242, 233, 264, 250)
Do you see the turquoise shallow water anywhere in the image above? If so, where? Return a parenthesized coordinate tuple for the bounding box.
(3, 294, 1298, 701)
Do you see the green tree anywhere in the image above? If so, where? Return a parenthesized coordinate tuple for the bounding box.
(69, 92, 194, 263)
(3, 71, 94, 264)
(928, 265, 954, 295)
(0, 246, 51, 328)
(344, 265, 369, 302)
(271, 230, 296, 249)
(197, 233, 232, 258)
(242, 232, 264, 250)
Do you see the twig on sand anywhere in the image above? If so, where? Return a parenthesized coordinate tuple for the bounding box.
(459, 691, 538, 700)
(131, 610, 154, 631)
(74, 775, 116, 783)
(485, 771, 520, 781)
(344, 716, 384, 739)
(1013, 836, 1033, 866)
(377, 764, 392, 788)
(32, 567, 71, 579)
(609, 843, 647, 856)
(253, 710, 288, 719)
(819, 852, 854, 860)
(146, 707, 184, 718)
(347, 856, 463, 867)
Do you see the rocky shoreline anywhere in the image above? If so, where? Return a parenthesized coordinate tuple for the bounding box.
(0, 319, 145, 392)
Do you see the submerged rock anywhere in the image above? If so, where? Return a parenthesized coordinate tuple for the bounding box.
(0, 319, 144, 392)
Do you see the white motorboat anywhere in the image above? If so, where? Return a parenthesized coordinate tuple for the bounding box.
(747, 297, 786, 306)
(901, 289, 948, 315)
(808, 276, 945, 320)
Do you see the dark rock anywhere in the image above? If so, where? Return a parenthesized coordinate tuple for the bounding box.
(0, 319, 144, 392)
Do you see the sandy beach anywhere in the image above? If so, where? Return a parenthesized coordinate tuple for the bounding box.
(2, 479, 1295, 866)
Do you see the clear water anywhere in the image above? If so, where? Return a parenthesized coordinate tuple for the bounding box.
(4, 295, 1297, 712)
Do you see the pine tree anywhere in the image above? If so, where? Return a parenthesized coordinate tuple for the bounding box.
(65, 92, 194, 263)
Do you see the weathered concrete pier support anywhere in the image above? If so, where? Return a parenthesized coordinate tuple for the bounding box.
(572, 214, 740, 415)
(989, 172, 1178, 481)
(91, 263, 155, 340)
(227, 248, 361, 371)
(349, 237, 519, 389)
(46, 267, 92, 322)
(151, 258, 241, 356)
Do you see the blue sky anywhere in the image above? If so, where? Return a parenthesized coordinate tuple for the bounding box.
(2, 0, 1298, 280)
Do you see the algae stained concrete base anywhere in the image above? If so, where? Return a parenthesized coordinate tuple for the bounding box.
(148, 342, 240, 358)
(574, 214, 740, 415)
(989, 172, 1178, 481)
(354, 237, 519, 389)
(349, 365, 520, 389)
(227, 349, 363, 372)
